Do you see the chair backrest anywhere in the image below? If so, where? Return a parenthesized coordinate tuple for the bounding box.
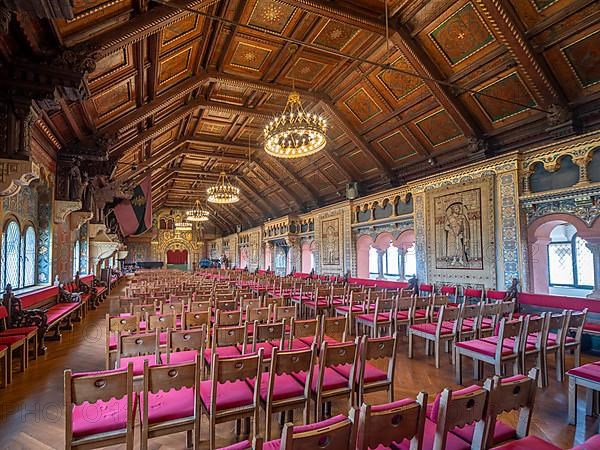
(166, 328, 206, 360)
(322, 316, 347, 342)
(143, 357, 201, 424)
(431, 295, 450, 308)
(216, 299, 238, 311)
(247, 306, 271, 324)
(64, 365, 135, 446)
(437, 306, 460, 333)
(241, 297, 261, 310)
(253, 320, 285, 349)
(291, 317, 320, 341)
(524, 315, 544, 348)
(395, 297, 412, 312)
(215, 309, 242, 327)
(360, 334, 397, 383)
(264, 296, 284, 308)
(318, 341, 357, 390)
(480, 302, 501, 328)
(213, 324, 247, 350)
(133, 303, 157, 317)
(483, 368, 538, 447)
(356, 393, 427, 450)
(496, 318, 524, 354)
(280, 414, 356, 450)
(374, 297, 395, 315)
(107, 314, 139, 334)
(161, 301, 184, 315)
(117, 330, 159, 359)
(184, 310, 210, 330)
(351, 291, 368, 305)
(190, 301, 211, 312)
(274, 305, 297, 322)
(567, 308, 588, 343)
(148, 313, 177, 332)
(434, 385, 488, 450)
(210, 351, 263, 413)
(498, 300, 516, 319)
(543, 312, 567, 347)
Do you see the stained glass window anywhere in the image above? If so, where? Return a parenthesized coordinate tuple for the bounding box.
(23, 226, 36, 287)
(73, 240, 80, 278)
(3, 221, 21, 289)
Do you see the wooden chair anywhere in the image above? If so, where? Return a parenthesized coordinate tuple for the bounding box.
(567, 361, 600, 427)
(455, 318, 524, 384)
(393, 297, 412, 336)
(273, 305, 297, 324)
(246, 306, 271, 336)
(0, 345, 7, 388)
(141, 356, 202, 449)
(563, 308, 588, 371)
(476, 302, 501, 338)
(215, 309, 243, 327)
(287, 317, 320, 350)
(335, 290, 368, 336)
(295, 340, 357, 421)
(190, 301, 211, 312)
(248, 320, 286, 363)
(115, 329, 160, 376)
(408, 305, 460, 368)
(537, 311, 568, 385)
(355, 392, 427, 450)
(260, 346, 316, 439)
(64, 364, 136, 450)
(322, 316, 347, 346)
(410, 297, 429, 325)
(304, 287, 330, 318)
(476, 368, 538, 449)
(105, 314, 140, 370)
(161, 327, 206, 366)
(456, 303, 480, 342)
(429, 384, 488, 450)
(183, 311, 211, 334)
(355, 297, 395, 338)
(519, 315, 544, 385)
(354, 334, 398, 406)
(200, 350, 264, 450)
(216, 299, 238, 312)
(265, 414, 356, 450)
(205, 324, 247, 367)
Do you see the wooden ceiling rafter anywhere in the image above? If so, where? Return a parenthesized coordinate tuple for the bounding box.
(473, 0, 568, 109)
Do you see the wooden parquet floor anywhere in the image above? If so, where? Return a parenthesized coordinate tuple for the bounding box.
(0, 286, 598, 450)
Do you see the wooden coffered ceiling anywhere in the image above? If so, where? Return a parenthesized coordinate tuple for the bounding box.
(5, 0, 600, 232)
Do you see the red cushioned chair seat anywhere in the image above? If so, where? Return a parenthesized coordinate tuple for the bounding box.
(241, 342, 276, 360)
(286, 338, 312, 350)
(463, 318, 493, 329)
(118, 355, 158, 376)
(261, 415, 349, 450)
(335, 305, 363, 313)
(356, 313, 390, 324)
(0, 335, 26, 346)
(548, 332, 576, 344)
(410, 323, 453, 336)
(488, 435, 561, 450)
(394, 418, 471, 450)
(571, 434, 600, 450)
(414, 310, 428, 318)
(0, 326, 37, 336)
(248, 372, 305, 401)
(144, 387, 195, 424)
(199, 379, 255, 411)
(451, 420, 515, 445)
(333, 362, 387, 383)
(72, 396, 136, 438)
(220, 440, 253, 450)
(203, 346, 242, 364)
(396, 311, 410, 320)
(160, 350, 198, 364)
(293, 366, 349, 392)
(304, 300, 328, 308)
(567, 363, 600, 382)
(455, 340, 513, 357)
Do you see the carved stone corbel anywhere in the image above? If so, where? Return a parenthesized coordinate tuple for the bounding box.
(54, 200, 82, 224)
(88, 223, 108, 239)
(0, 158, 39, 198)
(69, 210, 93, 231)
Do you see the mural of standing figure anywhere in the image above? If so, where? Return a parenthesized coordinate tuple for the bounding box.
(69, 158, 84, 201)
(444, 202, 470, 266)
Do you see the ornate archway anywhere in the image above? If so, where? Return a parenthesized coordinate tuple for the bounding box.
(160, 238, 193, 269)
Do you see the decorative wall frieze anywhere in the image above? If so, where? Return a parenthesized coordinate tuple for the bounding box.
(69, 210, 93, 231)
(521, 185, 600, 226)
(53, 200, 81, 224)
(0, 158, 39, 198)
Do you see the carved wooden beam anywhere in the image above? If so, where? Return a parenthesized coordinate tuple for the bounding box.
(2, 0, 73, 19)
(243, 162, 303, 209)
(389, 28, 481, 141)
(474, 0, 567, 109)
(318, 99, 394, 181)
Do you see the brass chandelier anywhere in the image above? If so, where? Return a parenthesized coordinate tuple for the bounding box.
(186, 199, 210, 222)
(263, 91, 327, 158)
(207, 172, 240, 204)
(174, 221, 192, 231)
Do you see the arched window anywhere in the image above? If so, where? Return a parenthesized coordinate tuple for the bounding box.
(2, 220, 21, 290)
(548, 224, 593, 288)
(23, 226, 36, 287)
(404, 244, 417, 277)
(73, 240, 80, 278)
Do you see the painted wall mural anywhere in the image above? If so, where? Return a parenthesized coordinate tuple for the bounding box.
(425, 175, 496, 287)
(321, 218, 341, 266)
(433, 187, 484, 270)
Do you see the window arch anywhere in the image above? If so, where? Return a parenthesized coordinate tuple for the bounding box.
(2, 220, 21, 290)
(73, 239, 81, 278)
(23, 226, 36, 287)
